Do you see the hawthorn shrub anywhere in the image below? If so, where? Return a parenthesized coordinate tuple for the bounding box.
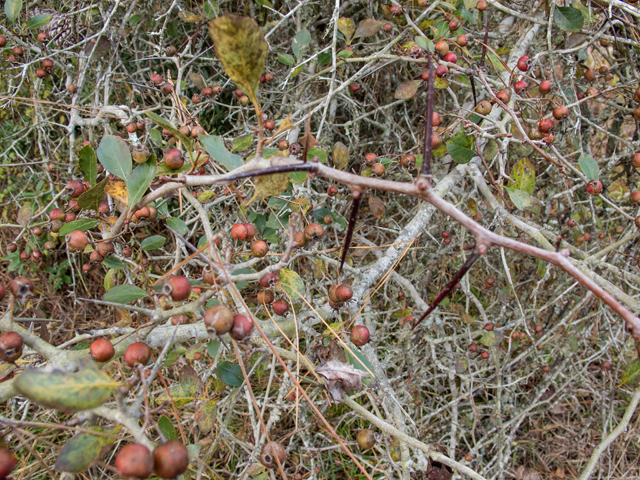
(2, 1, 640, 479)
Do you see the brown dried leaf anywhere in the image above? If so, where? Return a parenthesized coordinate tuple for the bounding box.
(338, 18, 356, 44)
(17, 203, 32, 227)
(332, 142, 350, 170)
(189, 72, 206, 89)
(299, 131, 320, 151)
(369, 195, 385, 220)
(315, 360, 369, 402)
(354, 19, 383, 39)
(394, 80, 423, 100)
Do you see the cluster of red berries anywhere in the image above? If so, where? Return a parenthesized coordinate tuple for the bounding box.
(256, 273, 290, 316)
(294, 223, 325, 248)
(230, 223, 270, 258)
(328, 283, 353, 309)
(116, 440, 189, 479)
(204, 305, 254, 340)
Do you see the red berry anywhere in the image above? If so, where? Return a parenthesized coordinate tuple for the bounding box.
(164, 149, 184, 170)
(9, 277, 34, 300)
(0, 447, 17, 478)
(272, 299, 289, 316)
(153, 440, 190, 478)
(162, 275, 191, 301)
(90, 338, 115, 362)
(443, 52, 458, 64)
(260, 273, 278, 288)
(124, 342, 152, 367)
(457, 35, 468, 47)
(204, 305, 235, 335)
(514, 81, 528, 94)
(477, 0, 487, 9)
(251, 240, 268, 258)
(151, 73, 164, 85)
(68, 230, 89, 252)
(171, 314, 190, 325)
(584, 69, 596, 82)
(350, 325, 370, 346)
(231, 223, 248, 241)
(484, 323, 494, 331)
(630, 191, 640, 204)
(552, 105, 569, 120)
(335, 284, 353, 302)
(66, 180, 85, 198)
(480, 351, 490, 359)
(257, 290, 275, 304)
(539, 80, 552, 94)
(244, 223, 256, 241)
(364, 153, 378, 164)
(327, 186, 338, 196)
(435, 41, 449, 57)
(304, 223, 325, 241)
(477, 100, 492, 115)
(435, 65, 449, 78)
(539, 119, 554, 133)
(517, 56, 530, 72)
(264, 120, 275, 131)
(0, 283, 5, 301)
(383, 23, 393, 33)
(265, 73, 275, 82)
(468, 343, 477, 352)
(350, 82, 361, 93)
(160, 82, 174, 95)
(496, 90, 511, 104)
(0, 332, 23, 363)
(115, 444, 154, 479)
(230, 314, 254, 340)
(586, 180, 603, 195)
(0, 36, 6, 48)
(448, 19, 460, 31)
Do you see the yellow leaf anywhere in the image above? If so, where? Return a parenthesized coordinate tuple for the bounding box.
(209, 15, 268, 107)
(248, 173, 289, 205)
(104, 181, 129, 206)
(338, 18, 356, 44)
(332, 142, 350, 170)
(271, 115, 295, 138)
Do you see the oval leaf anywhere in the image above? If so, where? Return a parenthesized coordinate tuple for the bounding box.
(248, 173, 289, 205)
(369, 195, 385, 220)
(578, 154, 599, 181)
(554, 6, 584, 33)
(394, 80, 422, 100)
(209, 15, 268, 105)
(292, 28, 311, 59)
(78, 145, 98, 186)
(14, 366, 120, 411)
(166, 217, 188, 235)
(338, 17, 356, 43)
(58, 218, 100, 237)
(279, 268, 305, 301)
(96, 135, 132, 181)
(27, 13, 51, 29)
(55, 426, 121, 473)
(511, 158, 536, 194)
(103, 256, 124, 270)
(141, 235, 166, 251)
(354, 19, 382, 39)
(158, 415, 178, 440)
(127, 156, 156, 208)
(4, 0, 22, 22)
(621, 358, 640, 386)
(505, 186, 534, 210)
(103, 284, 150, 303)
(332, 142, 350, 170)
(77, 178, 108, 212)
(200, 135, 244, 171)
(446, 143, 475, 164)
(217, 361, 244, 387)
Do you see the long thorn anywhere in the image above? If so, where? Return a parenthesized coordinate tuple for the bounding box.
(338, 193, 362, 275)
(302, 108, 312, 163)
(221, 163, 318, 182)
(412, 251, 481, 330)
(480, 10, 492, 69)
(470, 75, 478, 106)
(419, 52, 435, 179)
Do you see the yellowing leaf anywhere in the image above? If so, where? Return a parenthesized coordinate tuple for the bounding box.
(620, 359, 640, 386)
(338, 17, 356, 44)
(179, 11, 204, 22)
(332, 142, 350, 170)
(394, 80, 422, 100)
(278, 268, 305, 301)
(511, 158, 536, 194)
(209, 15, 268, 106)
(271, 115, 295, 138)
(354, 19, 383, 39)
(104, 181, 128, 206)
(248, 173, 289, 205)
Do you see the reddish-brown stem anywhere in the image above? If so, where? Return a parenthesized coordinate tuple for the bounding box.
(339, 193, 362, 275)
(413, 251, 481, 329)
(420, 52, 435, 180)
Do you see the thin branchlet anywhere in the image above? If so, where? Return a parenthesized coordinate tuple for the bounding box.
(412, 251, 482, 329)
(220, 163, 318, 182)
(419, 52, 435, 180)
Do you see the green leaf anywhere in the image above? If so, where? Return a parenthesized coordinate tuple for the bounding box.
(292, 28, 311, 59)
(505, 186, 534, 210)
(554, 6, 584, 33)
(150, 128, 163, 146)
(126, 157, 156, 209)
(312, 208, 347, 229)
(128, 13, 142, 26)
(27, 13, 51, 29)
(55, 426, 121, 473)
(318, 52, 332, 67)
(156, 384, 194, 408)
(479, 330, 503, 348)
(200, 135, 244, 171)
(337, 49, 353, 58)
(4, 0, 22, 22)
(77, 178, 108, 212)
(166, 217, 188, 235)
(308, 148, 327, 163)
(14, 366, 120, 411)
(158, 415, 178, 440)
(578, 154, 599, 181)
(103, 256, 124, 270)
(96, 135, 132, 181)
(141, 235, 166, 251)
(231, 135, 253, 152)
(103, 284, 149, 304)
(217, 361, 244, 387)
(209, 14, 268, 106)
(279, 268, 305, 301)
(620, 358, 640, 386)
(511, 158, 536, 194)
(415, 36, 434, 52)
(146, 112, 193, 151)
(277, 53, 296, 66)
(58, 219, 99, 237)
(207, 339, 220, 358)
(290, 171, 307, 184)
(78, 145, 98, 186)
(446, 143, 475, 164)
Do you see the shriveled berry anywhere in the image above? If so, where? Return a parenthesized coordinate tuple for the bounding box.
(9, 277, 34, 300)
(477, 100, 492, 115)
(171, 314, 190, 325)
(259, 442, 286, 469)
(90, 338, 115, 362)
(304, 223, 324, 241)
(260, 273, 278, 288)
(204, 305, 235, 335)
(364, 153, 378, 164)
(124, 342, 152, 367)
(202, 266, 218, 285)
(327, 186, 338, 196)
